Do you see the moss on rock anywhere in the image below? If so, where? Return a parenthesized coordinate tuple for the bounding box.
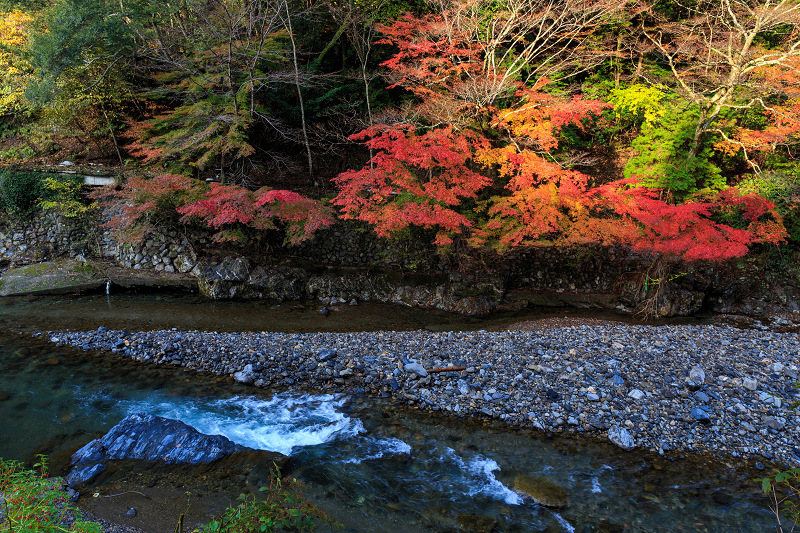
(513, 474, 569, 508)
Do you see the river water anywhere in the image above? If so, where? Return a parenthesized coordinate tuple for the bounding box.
(0, 293, 782, 532)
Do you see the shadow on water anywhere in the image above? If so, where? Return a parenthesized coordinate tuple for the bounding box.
(0, 295, 783, 533)
(0, 291, 718, 334)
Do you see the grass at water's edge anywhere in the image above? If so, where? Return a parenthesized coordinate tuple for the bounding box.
(0, 457, 338, 533)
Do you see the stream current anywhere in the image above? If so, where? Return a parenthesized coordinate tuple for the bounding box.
(0, 293, 782, 532)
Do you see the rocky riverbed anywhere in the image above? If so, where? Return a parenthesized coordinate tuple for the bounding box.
(39, 320, 800, 467)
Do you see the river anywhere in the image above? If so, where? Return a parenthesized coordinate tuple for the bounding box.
(0, 292, 783, 532)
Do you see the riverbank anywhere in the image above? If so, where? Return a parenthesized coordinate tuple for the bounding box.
(40, 320, 800, 468)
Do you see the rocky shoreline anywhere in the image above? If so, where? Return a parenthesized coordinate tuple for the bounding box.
(39, 320, 800, 468)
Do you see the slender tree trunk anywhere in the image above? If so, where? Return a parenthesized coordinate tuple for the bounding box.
(101, 106, 124, 165)
(283, 0, 315, 185)
(361, 65, 374, 170)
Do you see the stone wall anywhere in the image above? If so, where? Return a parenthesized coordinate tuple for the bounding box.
(2, 210, 799, 317)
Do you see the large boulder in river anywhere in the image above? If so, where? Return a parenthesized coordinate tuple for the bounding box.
(66, 413, 248, 487)
(513, 474, 569, 508)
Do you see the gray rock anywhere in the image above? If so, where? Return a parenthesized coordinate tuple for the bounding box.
(123, 507, 137, 517)
(694, 391, 710, 403)
(339, 368, 354, 377)
(608, 426, 635, 449)
(689, 367, 706, 384)
(233, 364, 256, 384)
(691, 407, 711, 423)
(65, 463, 106, 487)
(67, 413, 248, 487)
(763, 416, 785, 431)
(586, 393, 600, 402)
(743, 377, 758, 391)
(457, 379, 470, 396)
(318, 349, 337, 362)
(628, 389, 645, 400)
(404, 362, 428, 377)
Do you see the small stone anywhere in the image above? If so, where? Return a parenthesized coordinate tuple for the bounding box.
(628, 389, 645, 400)
(754, 462, 766, 471)
(689, 367, 706, 384)
(317, 349, 336, 362)
(339, 368, 353, 377)
(457, 379, 470, 396)
(233, 364, 256, 384)
(586, 393, 600, 402)
(404, 362, 428, 377)
(123, 507, 136, 517)
(318, 307, 330, 316)
(691, 407, 711, 423)
(545, 389, 561, 401)
(686, 380, 701, 392)
(608, 426, 635, 449)
(610, 375, 625, 386)
(763, 416, 785, 431)
(743, 377, 758, 391)
(694, 391, 710, 403)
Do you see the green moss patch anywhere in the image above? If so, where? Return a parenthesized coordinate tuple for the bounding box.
(0, 260, 106, 296)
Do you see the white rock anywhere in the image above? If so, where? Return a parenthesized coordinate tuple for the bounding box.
(233, 364, 256, 384)
(404, 362, 428, 377)
(743, 377, 758, 391)
(608, 426, 635, 450)
(689, 367, 706, 384)
(628, 389, 645, 400)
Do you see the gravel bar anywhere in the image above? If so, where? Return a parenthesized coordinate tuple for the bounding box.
(39, 322, 800, 467)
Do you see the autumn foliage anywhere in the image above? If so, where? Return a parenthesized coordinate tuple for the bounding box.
(93, 174, 333, 244)
(331, 1, 788, 261)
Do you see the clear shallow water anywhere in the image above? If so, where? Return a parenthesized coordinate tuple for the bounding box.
(0, 291, 786, 532)
(0, 327, 779, 533)
(0, 291, 713, 333)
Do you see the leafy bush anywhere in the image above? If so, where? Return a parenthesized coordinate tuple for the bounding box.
(0, 456, 101, 533)
(39, 177, 97, 219)
(623, 107, 725, 197)
(0, 170, 85, 218)
(738, 171, 800, 246)
(0, 169, 47, 216)
(192, 470, 337, 533)
(94, 173, 334, 245)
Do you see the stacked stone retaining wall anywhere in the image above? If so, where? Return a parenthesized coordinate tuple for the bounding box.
(2, 210, 799, 317)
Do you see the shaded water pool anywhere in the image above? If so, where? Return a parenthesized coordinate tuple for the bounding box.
(0, 295, 782, 533)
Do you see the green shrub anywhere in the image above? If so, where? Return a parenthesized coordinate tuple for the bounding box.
(192, 468, 337, 533)
(0, 456, 102, 533)
(0, 170, 84, 218)
(0, 169, 47, 216)
(738, 171, 800, 246)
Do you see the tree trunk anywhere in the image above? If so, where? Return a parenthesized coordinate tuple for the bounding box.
(284, 0, 315, 185)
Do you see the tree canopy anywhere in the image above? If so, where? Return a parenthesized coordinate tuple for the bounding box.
(1, 0, 800, 258)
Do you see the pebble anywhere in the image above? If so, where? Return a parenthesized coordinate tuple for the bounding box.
(743, 377, 758, 391)
(39, 322, 800, 466)
(628, 389, 645, 400)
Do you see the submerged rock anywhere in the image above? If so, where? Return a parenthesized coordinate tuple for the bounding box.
(66, 413, 248, 487)
(513, 474, 569, 508)
(456, 513, 498, 533)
